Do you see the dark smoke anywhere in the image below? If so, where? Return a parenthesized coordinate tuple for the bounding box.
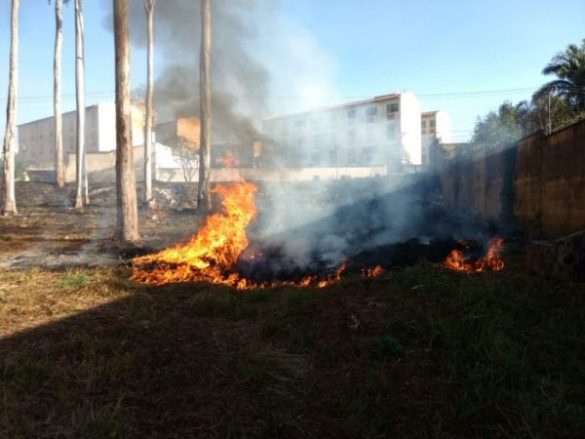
(104, 0, 273, 145)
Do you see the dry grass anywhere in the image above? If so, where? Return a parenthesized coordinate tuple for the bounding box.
(1, 261, 584, 438)
(0, 267, 131, 337)
(1, 189, 584, 437)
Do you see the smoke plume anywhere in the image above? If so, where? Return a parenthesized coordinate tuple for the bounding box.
(104, 0, 273, 145)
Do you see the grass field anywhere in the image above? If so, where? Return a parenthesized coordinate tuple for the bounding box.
(1, 257, 584, 438)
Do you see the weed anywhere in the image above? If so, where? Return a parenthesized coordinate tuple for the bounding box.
(57, 270, 91, 289)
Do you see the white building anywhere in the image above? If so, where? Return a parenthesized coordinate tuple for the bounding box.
(18, 102, 145, 171)
(421, 110, 452, 165)
(262, 92, 423, 171)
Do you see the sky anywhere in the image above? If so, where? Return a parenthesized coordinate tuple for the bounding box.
(1, 0, 584, 144)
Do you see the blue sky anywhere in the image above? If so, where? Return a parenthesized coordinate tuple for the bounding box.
(1, 0, 584, 143)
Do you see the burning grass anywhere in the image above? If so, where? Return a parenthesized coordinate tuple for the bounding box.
(1, 261, 585, 437)
(444, 237, 505, 272)
(132, 182, 505, 289)
(132, 182, 350, 289)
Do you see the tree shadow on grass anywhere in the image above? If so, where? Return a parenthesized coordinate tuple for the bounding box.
(0, 280, 322, 438)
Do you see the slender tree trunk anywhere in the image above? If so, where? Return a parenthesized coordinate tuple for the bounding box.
(2, 0, 19, 216)
(197, 0, 211, 211)
(74, 0, 86, 211)
(143, 0, 156, 207)
(54, 0, 64, 188)
(114, 0, 139, 242)
(83, 150, 89, 204)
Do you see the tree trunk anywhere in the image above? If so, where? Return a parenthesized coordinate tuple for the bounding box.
(143, 0, 156, 207)
(74, 0, 86, 211)
(2, 0, 19, 216)
(197, 0, 211, 211)
(114, 0, 139, 242)
(83, 149, 89, 204)
(54, 0, 64, 188)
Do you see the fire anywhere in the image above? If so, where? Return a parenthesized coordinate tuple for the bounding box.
(443, 237, 504, 273)
(362, 265, 384, 278)
(217, 152, 237, 168)
(131, 182, 347, 289)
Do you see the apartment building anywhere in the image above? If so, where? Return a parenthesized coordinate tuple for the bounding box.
(18, 102, 145, 170)
(262, 92, 423, 170)
(421, 110, 452, 165)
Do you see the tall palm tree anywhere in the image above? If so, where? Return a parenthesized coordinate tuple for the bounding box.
(143, 0, 156, 208)
(114, 0, 139, 242)
(534, 39, 585, 112)
(2, 0, 20, 216)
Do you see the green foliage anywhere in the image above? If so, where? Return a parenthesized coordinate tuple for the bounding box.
(534, 38, 585, 112)
(57, 270, 91, 289)
(471, 101, 524, 148)
(471, 39, 585, 151)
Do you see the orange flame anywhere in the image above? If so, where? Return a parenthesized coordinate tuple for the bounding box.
(217, 152, 237, 168)
(131, 182, 346, 289)
(362, 265, 384, 278)
(443, 237, 504, 273)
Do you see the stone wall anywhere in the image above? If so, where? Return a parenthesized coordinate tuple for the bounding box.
(439, 119, 585, 239)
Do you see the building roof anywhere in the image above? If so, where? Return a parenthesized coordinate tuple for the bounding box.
(264, 92, 402, 122)
(17, 101, 144, 128)
(422, 110, 439, 118)
(17, 103, 103, 128)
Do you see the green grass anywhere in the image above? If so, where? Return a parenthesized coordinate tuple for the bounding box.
(1, 262, 584, 437)
(57, 270, 92, 289)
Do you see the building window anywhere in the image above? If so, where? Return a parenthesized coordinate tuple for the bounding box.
(386, 123, 397, 140)
(366, 106, 378, 123)
(430, 120, 436, 128)
(386, 102, 399, 115)
(347, 108, 356, 125)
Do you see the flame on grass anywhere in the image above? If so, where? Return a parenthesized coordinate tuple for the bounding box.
(444, 237, 504, 273)
(131, 182, 346, 289)
(362, 265, 384, 278)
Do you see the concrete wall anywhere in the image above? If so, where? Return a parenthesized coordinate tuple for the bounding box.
(514, 121, 585, 237)
(157, 166, 388, 183)
(439, 119, 585, 238)
(63, 145, 146, 184)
